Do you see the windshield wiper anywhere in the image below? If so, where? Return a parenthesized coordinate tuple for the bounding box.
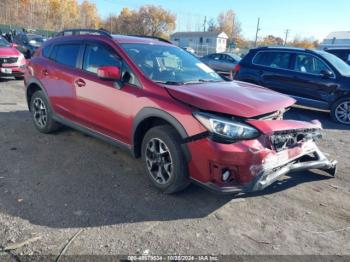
(183, 79, 223, 85)
(155, 81, 184, 85)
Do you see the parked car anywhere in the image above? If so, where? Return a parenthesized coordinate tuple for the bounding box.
(24, 29, 336, 194)
(14, 33, 45, 58)
(234, 46, 350, 125)
(201, 52, 241, 73)
(324, 47, 350, 65)
(182, 46, 195, 54)
(0, 36, 26, 79)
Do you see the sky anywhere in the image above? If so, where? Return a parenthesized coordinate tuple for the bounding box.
(84, 0, 349, 41)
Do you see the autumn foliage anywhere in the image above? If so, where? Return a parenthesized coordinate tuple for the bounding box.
(0, 0, 176, 38)
(0, 0, 100, 31)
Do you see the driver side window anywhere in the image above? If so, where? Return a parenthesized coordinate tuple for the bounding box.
(294, 54, 329, 75)
(83, 44, 121, 74)
(83, 43, 141, 87)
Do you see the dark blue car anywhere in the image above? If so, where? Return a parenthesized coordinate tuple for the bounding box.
(234, 46, 350, 124)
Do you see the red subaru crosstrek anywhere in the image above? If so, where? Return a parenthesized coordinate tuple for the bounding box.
(24, 29, 337, 194)
(0, 35, 26, 79)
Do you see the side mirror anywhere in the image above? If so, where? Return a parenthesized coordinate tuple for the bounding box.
(320, 69, 334, 79)
(97, 66, 121, 81)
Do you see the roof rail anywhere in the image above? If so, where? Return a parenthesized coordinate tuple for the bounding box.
(55, 29, 112, 38)
(127, 35, 172, 44)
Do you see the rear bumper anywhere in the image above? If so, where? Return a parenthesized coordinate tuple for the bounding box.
(189, 139, 337, 195)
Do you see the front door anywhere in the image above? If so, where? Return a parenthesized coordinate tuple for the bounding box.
(74, 42, 142, 144)
(288, 53, 339, 104)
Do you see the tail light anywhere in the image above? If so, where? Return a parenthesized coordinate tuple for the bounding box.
(231, 64, 241, 79)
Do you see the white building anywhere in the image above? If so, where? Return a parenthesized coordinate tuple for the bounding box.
(170, 31, 228, 54)
(320, 31, 350, 48)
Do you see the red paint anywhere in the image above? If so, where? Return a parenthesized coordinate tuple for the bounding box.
(97, 66, 121, 80)
(0, 44, 26, 77)
(166, 81, 296, 118)
(24, 34, 330, 192)
(248, 119, 322, 135)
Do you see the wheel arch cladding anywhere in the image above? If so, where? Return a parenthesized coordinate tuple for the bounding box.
(26, 79, 48, 110)
(132, 107, 191, 161)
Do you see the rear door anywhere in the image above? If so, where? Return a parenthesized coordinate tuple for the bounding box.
(42, 42, 83, 121)
(73, 41, 142, 143)
(252, 50, 295, 95)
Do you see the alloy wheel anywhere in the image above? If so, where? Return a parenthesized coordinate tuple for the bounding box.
(335, 101, 350, 124)
(145, 138, 173, 185)
(32, 97, 48, 128)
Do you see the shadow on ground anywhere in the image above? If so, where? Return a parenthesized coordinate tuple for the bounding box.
(0, 110, 334, 229)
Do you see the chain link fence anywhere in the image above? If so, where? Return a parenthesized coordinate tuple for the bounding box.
(0, 24, 56, 38)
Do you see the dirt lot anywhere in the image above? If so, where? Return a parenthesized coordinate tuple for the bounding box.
(0, 78, 349, 260)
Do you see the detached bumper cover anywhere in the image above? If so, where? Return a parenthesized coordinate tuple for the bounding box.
(193, 141, 337, 194)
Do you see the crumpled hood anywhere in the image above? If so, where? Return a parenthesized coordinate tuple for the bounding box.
(166, 81, 296, 118)
(0, 47, 21, 57)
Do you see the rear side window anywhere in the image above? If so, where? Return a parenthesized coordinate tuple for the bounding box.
(51, 44, 80, 67)
(210, 54, 221, 60)
(253, 51, 291, 69)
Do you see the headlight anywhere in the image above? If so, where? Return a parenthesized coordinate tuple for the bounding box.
(193, 112, 260, 143)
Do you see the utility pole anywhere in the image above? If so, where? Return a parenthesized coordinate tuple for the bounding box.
(110, 13, 112, 33)
(203, 16, 207, 32)
(254, 18, 261, 47)
(284, 29, 290, 46)
(231, 14, 235, 46)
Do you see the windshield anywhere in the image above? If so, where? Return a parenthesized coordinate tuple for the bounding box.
(316, 50, 350, 77)
(0, 37, 10, 48)
(121, 43, 223, 85)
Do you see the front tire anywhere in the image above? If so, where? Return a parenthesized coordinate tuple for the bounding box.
(141, 125, 190, 194)
(331, 98, 350, 125)
(30, 91, 61, 133)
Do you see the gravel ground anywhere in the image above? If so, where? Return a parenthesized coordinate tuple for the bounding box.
(0, 77, 349, 260)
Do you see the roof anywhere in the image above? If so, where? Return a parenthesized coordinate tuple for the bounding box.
(324, 31, 350, 40)
(112, 35, 172, 45)
(171, 31, 228, 38)
(325, 47, 350, 51)
(49, 33, 172, 46)
(254, 46, 307, 51)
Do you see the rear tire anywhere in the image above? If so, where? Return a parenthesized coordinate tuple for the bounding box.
(30, 90, 61, 133)
(330, 97, 350, 125)
(141, 125, 190, 194)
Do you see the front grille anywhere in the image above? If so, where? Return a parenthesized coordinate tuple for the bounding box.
(0, 57, 18, 65)
(270, 129, 321, 152)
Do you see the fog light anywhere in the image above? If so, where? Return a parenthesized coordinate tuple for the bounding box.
(222, 169, 231, 182)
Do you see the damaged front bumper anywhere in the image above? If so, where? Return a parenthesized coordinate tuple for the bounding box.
(193, 141, 337, 194)
(189, 120, 337, 195)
